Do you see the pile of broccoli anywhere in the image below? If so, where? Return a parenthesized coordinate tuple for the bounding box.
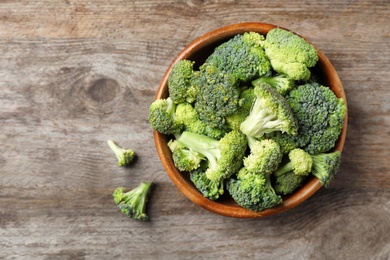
(149, 28, 346, 212)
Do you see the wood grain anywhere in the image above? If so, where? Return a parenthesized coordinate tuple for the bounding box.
(0, 0, 389, 259)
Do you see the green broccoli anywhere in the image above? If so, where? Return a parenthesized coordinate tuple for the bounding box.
(286, 83, 347, 154)
(311, 151, 341, 187)
(189, 162, 224, 200)
(205, 32, 272, 82)
(225, 87, 256, 130)
(167, 139, 204, 172)
(261, 131, 297, 154)
(148, 97, 183, 135)
(273, 171, 307, 196)
(262, 28, 319, 81)
(168, 59, 199, 104)
(175, 102, 226, 139)
(244, 138, 283, 175)
(274, 148, 313, 177)
(195, 64, 241, 128)
(227, 167, 282, 211)
(239, 83, 298, 139)
(252, 74, 295, 96)
(113, 182, 153, 221)
(107, 140, 136, 167)
(177, 130, 247, 182)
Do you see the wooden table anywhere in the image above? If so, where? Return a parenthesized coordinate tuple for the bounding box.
(1, 1, 389, 259)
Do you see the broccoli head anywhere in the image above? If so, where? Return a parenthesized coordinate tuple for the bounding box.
(168, 59, 199, 104)
(148, 97, 183, 135)
(287, 83, 347, 154)
(262, 28, 319, 81)
(273, 171, 307, 196)
(244, 138, 283, 175)
(240, 82, 298, 139)
(206, 32, 272, 82)
(195, 64, 241, 128)
(311, 151, 341, 187)
(107, 140, 136, 167)
(168, 139, 204, 172)
(274, 148, 313, 177)
(113, 182, 153, 221)
(252, 74, 295, 96)
(189, 162, 224, 200)
(177, 130, 247, 182)
(227, 168, 282, 211)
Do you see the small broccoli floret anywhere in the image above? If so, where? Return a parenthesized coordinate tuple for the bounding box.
(168, 59, 199, 104)
(175, 102, 226, 139)
(262, 28, 319, 81)
(252, 74, 295, 96)
(240, 83, 298, 139)
(206, 32, 272, 82)
(195, 64, 241, 128)
(262, 131, 297, 154)
(287, 83, 347, 154)
(225, 87, 256, 130)
(311, 151, 341, 187)
(148, 97, 183, 135)
(168, 139, 204, 172)
(177, 130, 247, 182)
(113, 182, 153, 221)
(273, 171, 307, 195)
(227, 168, 282, 211)
(190, 162, 224, 200)
(107, 140, 136, 167)
(274, 148, 313, 177)
(244, 138, 283, 175)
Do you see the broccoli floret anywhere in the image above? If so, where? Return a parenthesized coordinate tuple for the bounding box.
(311, 151, 341, 187)
(148, 97, 183, 135)
(274, 148, 313, 177)
(273, 171, 307, 196)
(113, 182, 153, 221)
(206, 32, 272, 82)
(227, 168, 282, 211)
(262, 28, 319, 81)
(252, 74, 295, 96)
(225, 87, 256, 130)
(167, 139, 204, 172)
(168, 59, 199, 104)
(287, 83, 347, 154)
(195, 64, 241, 128)
(177, 130, 247, 182)
(107, 140, 136, 167)
(244, 138, 283, 175)
(175, 102, 226, 139)
(262, 131, 297, 154)
(240, 83, 298, 139)
(189, 162, 224, 200)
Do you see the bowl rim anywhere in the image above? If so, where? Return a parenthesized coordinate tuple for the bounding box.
(153, 22, 348, 218)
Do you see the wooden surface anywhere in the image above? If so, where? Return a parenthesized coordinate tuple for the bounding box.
(0, 0, 389, 259)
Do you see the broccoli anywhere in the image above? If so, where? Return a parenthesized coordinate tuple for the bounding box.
(205, 32, 272, 82)
(239, 82, 298, 139)
(168, 59, 199, 104)
(252, 74, 295, 96)
(113, 182, 153, 221)
(273, 171, 307, 196)
(244, 138, 283, 175)
(274, 148, 313, 177)
(194, 64, 241, 128)
(286, 83, 347, 154)
(311, 151, 341, 187)
(189, 162, 224, 200)
(225, 87, 256, 130)
(177, 130, 247, 182)
(148, 97, 183, 135)
(107, 140, 136, 167)
(262, 28, 319, 81)
(175, 102, 226, 139)
(261, 131, 297, 154)
(227, 167, 282, 211)
(168, 139, 204, 172)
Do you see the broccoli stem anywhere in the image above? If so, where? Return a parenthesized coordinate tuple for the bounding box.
(274, 162, 293, 177)
(177, 131, 221, 170)
(240, 101, 277, 138)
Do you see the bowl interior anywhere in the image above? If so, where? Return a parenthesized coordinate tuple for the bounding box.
(154, 22, 348, 218)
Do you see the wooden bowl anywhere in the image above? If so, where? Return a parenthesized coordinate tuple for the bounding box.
(153, 22, 348, 218)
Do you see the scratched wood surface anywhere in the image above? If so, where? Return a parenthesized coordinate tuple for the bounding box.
(0, 0, 389, 259)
